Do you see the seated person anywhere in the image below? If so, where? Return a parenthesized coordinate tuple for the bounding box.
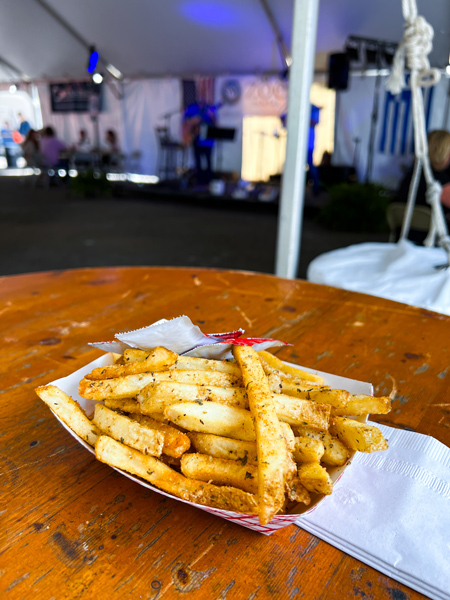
(394, 130, 450, 242)
(40, 126, 66, 167)
(73, 129, 92, 153)
(102, 129, 120, 166)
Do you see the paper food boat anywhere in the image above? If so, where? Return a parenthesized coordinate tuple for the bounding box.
(47, 317, 373, 535)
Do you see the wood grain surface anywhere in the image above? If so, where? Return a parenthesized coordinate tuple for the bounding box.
(2, 266, 448, 600)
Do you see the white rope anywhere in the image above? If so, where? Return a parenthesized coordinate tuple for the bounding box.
(386, 0, 450, 264)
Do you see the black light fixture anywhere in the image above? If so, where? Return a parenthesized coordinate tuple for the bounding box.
(345, 38, 360, 62)
(383, 45, 397, 66)
(365, 42, 379, 65)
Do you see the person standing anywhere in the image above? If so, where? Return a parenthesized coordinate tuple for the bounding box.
(17, 113, 31, 139)
(182, 98, 216, 183)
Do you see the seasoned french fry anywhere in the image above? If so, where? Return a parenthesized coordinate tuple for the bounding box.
(297, 462, 333, 495)
(271, 394, 330, 429)
(258, 350, 325, 384)
(330, 417, 388, 452)
(85, 347, 178, 380)
(104, 397, 142, 414)
(138, 381, 247, 412)
(164, 401, 255, 441)
(36, 385, 101, 447)
(188, 432, 258, 465)
(293, 437, 325, 464)
(138, 380, 328, 430)
(268, 374, 332, 397)
(181, 453, 259, 494)
(130, 413, 190, 458)
(123, 349, 149, 363)
(279, 421, 296, 452)
(173, 356, 241, 377)
(79, 369, 241, 401)
(93, 404, 164, 456)
(233, 345, 290, 525)
(286, 477, 311, 505)
(293, 425, 349, 466)
(332, 394, 391, 417)
(95, 436, 259, 514)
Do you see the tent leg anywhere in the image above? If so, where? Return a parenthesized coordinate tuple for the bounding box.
(275, 0, 320, 279)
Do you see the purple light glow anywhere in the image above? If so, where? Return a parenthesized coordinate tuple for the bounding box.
(180, 1, 240, 28)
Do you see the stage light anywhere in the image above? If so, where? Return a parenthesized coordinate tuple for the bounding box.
(384, 45, 396, 66)
(345, 40, 360, 62)
(58, 169, 67, 177)
(365, 43, 379, 65)
(106, 63, 123, 80)
(446, 65, 450, 76)
(92, 73, 103, 84)
(87, 46, 99, 74)
(16, 157, 27, 168)
(9, 84, 17, 94)
(68, 169, 78, 177)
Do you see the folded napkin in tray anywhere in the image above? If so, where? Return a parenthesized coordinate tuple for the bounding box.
(296, 424, 450, 600)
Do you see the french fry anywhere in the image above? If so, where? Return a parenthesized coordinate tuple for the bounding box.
(104, 397, 142, 414)
(85, 347, 178, 380)
(330, 417, 389, 452)
(79, 369, 241, 401)
(93, 404, 164, 456)
(95, 436, 259, 514)
(258, 350, 325, 384)
(279, 421, 296, 452)
(293, 436, 325, 464)
(297, 462, 333, 495)
(137, 381, 248, 412)
(286, 477, 311, 505)
(293, 425, 349, 466)
(123, 349, 149, 363)
(233, 345, 290, 525)
(332, 394, 391, 417)
(188, 432, 258, 465)
(36, 385, 101, 447)
(271, 394, 330, 429)
(130, 413, 190, 458)
(164, 401, 255, 441)
(173, 356, 241, 377)
(181, 453, 259, 494)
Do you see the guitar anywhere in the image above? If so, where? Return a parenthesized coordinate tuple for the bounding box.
(181, 103, 223, 147)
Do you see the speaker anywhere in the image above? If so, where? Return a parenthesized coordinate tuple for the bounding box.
(328, 53, 350, 90)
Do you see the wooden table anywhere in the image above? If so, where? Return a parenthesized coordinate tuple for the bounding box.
(2, 266, 448, 599)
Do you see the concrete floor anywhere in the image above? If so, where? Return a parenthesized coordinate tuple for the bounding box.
(0, 179, 389, 279)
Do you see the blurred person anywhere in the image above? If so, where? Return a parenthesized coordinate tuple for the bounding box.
(17, 113, 31, 139)
(22, 129, 40, 166)
(102, 129, 120, 166)
(1, 121, 19, 167)
(182, 98, 217, 183)
(40, 126, 66, 167)
(396, 130, 450, 210)
(73, 129, 92, 153)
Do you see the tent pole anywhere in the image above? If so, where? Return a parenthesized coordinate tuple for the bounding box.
(275, 0, 320, 279)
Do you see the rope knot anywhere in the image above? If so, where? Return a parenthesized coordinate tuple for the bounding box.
(425, 181, 442, 206)
(386, 14, 440, 95)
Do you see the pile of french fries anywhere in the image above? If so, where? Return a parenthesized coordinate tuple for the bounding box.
(36, 345, 390, 525)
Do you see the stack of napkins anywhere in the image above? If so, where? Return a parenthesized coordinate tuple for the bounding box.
(297, 424, 450, 600)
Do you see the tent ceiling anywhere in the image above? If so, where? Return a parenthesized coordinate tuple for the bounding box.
(0, 0, 449, 82)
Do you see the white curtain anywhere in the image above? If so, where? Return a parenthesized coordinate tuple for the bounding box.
(121, 78, 181, 175)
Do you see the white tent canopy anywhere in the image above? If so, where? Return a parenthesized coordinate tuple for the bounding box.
(0, 0, 449, 82)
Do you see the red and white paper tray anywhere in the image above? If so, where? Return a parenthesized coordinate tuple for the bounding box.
(49, 316, 373, 535)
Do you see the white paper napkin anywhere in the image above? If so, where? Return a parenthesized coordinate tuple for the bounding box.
(296, 424, 450, 600)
